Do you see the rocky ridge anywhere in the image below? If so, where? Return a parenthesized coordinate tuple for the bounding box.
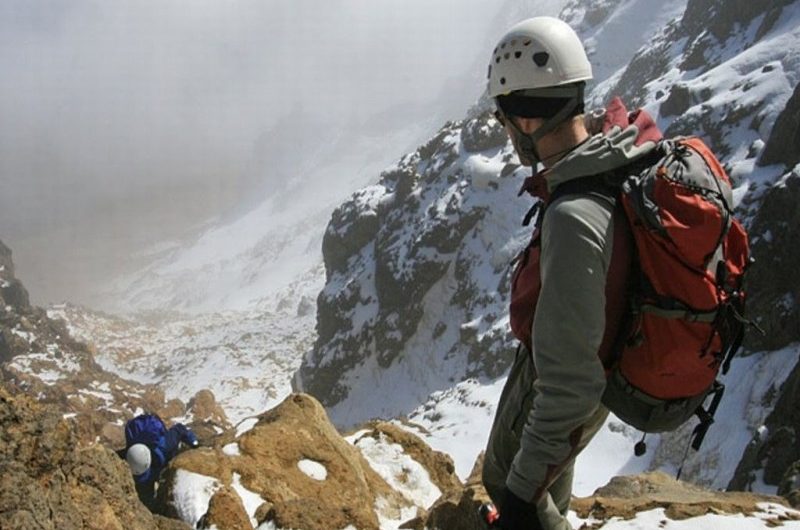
(294, 111, 530, 426)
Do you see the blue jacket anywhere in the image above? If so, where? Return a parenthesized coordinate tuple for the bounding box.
(129, 422, 198, 485)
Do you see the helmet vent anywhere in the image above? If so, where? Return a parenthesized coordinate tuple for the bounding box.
(523, 40, 532, 46)
(533, 52, 549, 67)
(504, 52, 510, 59)
(514, 51, 522, 58)
(500, 77, 506, 85)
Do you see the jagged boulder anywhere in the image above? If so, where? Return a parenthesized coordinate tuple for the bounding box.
(160, 393, 414, 530)
(0, 384, 190, 530)
(188, 389, 230, 428)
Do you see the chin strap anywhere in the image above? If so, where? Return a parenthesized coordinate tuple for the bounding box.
(497, 83, 584, 166)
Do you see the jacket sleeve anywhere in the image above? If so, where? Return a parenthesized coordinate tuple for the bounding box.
(506, 195, 612, 501)
(170, 423, 199, 446)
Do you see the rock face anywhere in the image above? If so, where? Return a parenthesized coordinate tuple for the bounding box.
(0, 384, 190, 530)
(0, 236, 232, 528)
(759, 82, 800, 168)
(295, 111, 530, 426)
(728, 357, 800, 494)
(743, 172, 800, 351)
(160, 393, 452, 530)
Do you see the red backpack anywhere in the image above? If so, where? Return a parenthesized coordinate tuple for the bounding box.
(509, 133, 754, 451)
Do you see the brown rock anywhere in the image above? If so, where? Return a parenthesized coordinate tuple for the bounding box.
(143, 386, 166, 411)
(101, 422, 126, 448)
(159, 398, 187, 419)
(199, 486, 253, 530)
(165, 393, 409, 530)
(571, 471, 794, 521)
(188, 389, 229, 427)
(0, 385, 190, 529)
(421, 452, 492, 530)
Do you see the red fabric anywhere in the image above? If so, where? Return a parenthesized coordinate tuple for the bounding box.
(509, 231, 542, 352)
(518, 170, 551, 202)
(602, 96, 663, 146)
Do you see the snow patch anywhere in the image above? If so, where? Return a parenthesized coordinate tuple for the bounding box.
(235, 417, 259, 438)
(222, 443, 241, 456)
(170, 469, 222, 527)
(297, 459, 328, 481)
(232, 472, 265, 527)
(352, 432, 440, 508)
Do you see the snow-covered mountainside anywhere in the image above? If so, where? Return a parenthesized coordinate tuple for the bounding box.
(48, 299, 315, 424)
(296, 0, 800, 493)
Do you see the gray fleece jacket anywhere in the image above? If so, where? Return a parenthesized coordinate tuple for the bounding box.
(505, 118, 660, 501)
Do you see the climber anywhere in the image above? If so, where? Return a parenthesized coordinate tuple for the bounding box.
(122, 413, 199, 508)
(481, 16, 658, 530)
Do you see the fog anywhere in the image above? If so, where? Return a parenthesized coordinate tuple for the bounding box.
(0, 0, 561, 306)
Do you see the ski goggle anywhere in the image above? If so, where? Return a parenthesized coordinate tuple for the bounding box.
(496, 93, 574, 119)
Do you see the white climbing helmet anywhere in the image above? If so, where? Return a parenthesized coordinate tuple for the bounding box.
(487, 16, 592, 98)
(126, 443, 152, 476)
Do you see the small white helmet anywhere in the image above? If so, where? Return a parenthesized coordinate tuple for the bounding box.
(126, 443, 152, 476)
(487, 16, 592, 98)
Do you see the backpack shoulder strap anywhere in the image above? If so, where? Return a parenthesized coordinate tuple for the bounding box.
(547, 147, 665, 207)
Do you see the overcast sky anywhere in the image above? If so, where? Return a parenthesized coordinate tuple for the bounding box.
(0, 0, 562, 305)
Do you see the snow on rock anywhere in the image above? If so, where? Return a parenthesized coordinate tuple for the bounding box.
(351, 432, 441, 508)
(223, 443, 241, 457)
(568, 504, 800, 529)
(235, 417, 260, 437)
(297, 459, 328, 481)
(232, 472, 267, 527)
(569, 473, 800, 529)
(169, 469, 223, 528)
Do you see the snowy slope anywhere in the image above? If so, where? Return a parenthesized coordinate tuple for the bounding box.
(49, 274, 321, 424)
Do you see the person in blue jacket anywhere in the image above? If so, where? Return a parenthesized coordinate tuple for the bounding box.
(122, 414, 199, 508)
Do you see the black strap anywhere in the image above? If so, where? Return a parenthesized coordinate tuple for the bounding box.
(690, 381, 725, 451)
